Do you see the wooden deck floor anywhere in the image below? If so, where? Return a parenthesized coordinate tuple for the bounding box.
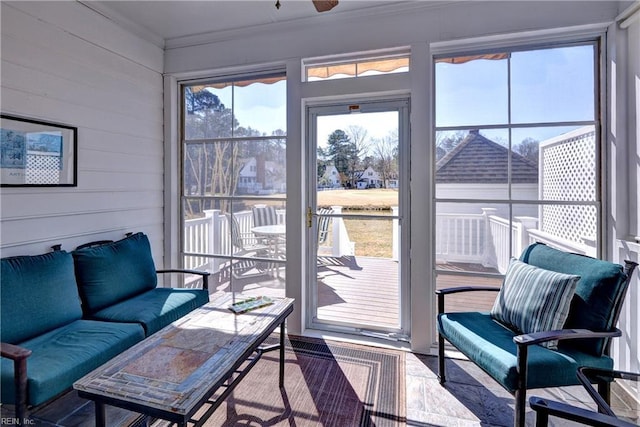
(211, 257, 503, 330)
(316, 256, 400, 329)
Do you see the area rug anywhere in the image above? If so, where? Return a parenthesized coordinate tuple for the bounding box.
(189, 334, 406, 427)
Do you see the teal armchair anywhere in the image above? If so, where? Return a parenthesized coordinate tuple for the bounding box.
(436, 243, 637, 427)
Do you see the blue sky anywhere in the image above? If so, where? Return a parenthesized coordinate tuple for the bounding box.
(208, 43, 595, 148)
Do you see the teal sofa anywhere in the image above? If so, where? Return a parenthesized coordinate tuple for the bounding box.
(1, 232, 210, 420)
(437, 243, 637, 427)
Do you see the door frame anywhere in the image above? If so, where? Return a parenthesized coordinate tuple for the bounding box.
(305, 97, 411, 339)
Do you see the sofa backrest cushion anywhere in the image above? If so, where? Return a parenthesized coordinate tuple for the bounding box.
(1, 250, 83, 344)
(520, 243, 627, 356)
(73, 232, 157, 314)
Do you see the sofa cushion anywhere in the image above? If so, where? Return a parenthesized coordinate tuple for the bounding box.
(0, 319, 144, 406)
(491, 258, 579, 349)
(90, 288, 209, 336)
(437, 312, 613, 392)
(1, 250, 82, 344)
(73, 233, 158, 314)
(520, 243, 627, 356)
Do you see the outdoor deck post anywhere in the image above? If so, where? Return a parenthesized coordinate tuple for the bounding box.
(204, 209, 222, 274)
(481, 208, 497, 268)
(392, 206, 399, 261)
(514, 216, 537, 256)
(331, 206, 354, 257)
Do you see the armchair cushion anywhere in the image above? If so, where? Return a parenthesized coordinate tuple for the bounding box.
(73, 233, 158, 314)
(1, 251, 82, 344)
(520, 243, 628, 355)
(490, 259, 579, 349)
(437, 312, 614, 392)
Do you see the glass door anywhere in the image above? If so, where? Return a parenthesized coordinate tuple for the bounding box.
(307, 99, 410, 340)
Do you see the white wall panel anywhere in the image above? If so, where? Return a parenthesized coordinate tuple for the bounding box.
(0, 1, 165, 261)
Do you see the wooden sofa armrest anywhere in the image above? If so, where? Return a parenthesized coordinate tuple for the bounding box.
(529, 396, 636, 427)
(435, 286, 500, 314)
(156, 269, 211, 291)
(513, 328, 621, 347)
(1, 342, 32, 421)
(1, 342, 32, 360)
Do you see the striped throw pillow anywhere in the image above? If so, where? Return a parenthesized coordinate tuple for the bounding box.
(490, 258, 580, 349)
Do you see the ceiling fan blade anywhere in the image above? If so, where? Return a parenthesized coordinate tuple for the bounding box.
(312, 0, 339, 12)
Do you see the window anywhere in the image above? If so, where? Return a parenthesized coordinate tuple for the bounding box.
(181, 72, 287, 294)
(433, 42, 600, 311)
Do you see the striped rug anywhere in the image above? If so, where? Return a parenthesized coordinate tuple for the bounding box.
(195, 334, 406, 427)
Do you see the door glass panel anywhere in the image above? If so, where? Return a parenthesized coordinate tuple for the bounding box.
(311, 105, 406, 335)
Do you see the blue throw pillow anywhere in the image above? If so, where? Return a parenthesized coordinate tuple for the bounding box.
(491, 258, 579, 349)
(73, 233, 157, 314)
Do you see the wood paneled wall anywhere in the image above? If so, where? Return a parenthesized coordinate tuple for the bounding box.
(0, 2, 165, 261)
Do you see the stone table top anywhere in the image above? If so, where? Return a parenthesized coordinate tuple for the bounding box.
(73, 293, 294, 420)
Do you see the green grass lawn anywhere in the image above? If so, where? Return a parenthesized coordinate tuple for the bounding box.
(343, 216, 393, 258)
(317, 188, 398, 210)
(318, 189, 397, 258)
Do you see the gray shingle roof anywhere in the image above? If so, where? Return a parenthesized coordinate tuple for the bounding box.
(436, 130, 538, 184)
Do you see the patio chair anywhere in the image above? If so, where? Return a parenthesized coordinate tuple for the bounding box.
(228, 214, 272, 280)
(317, 207, 332, 247)
(252, 205, 279, 227)
(252, 205, 284, 248)
(436, 242, 638, 427)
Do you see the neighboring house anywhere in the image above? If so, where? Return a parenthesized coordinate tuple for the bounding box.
(435, 130, 539, 216)
(320, 164, 342, 188)
(357, 166, 383, 188)
(237, 156, 286, 194)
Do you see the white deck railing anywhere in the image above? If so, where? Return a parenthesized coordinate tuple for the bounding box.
(186, 207, 595, 275)
(436, 209, 596, 273)
(184, 207, 354, 273)
(435, 213, 486, 264)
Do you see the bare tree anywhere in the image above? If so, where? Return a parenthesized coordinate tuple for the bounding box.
(515, 137, 539, 165)
(372, 129, 398, 188)
(435, 130, 467, 161)
(346, 125, 372, 171)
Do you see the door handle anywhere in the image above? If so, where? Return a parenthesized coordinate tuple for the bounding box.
(306, 206, 313, 228)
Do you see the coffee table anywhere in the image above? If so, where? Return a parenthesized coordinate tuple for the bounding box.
(73, 294, 294, 427)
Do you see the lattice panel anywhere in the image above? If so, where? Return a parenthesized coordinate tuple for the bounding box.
(541, 130, 596, 201)
(540, 128, 597, 243)
(541, 205, 597, 244)
(26, 153, 62, 184)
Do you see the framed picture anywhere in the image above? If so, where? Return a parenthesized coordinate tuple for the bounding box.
(1, 114, 77, 187)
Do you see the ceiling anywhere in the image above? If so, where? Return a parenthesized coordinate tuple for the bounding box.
(85, 0, 418, 48)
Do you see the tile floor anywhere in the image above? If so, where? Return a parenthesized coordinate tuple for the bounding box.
(405, 352, 639, 426)
(3, 351, 638, 426)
